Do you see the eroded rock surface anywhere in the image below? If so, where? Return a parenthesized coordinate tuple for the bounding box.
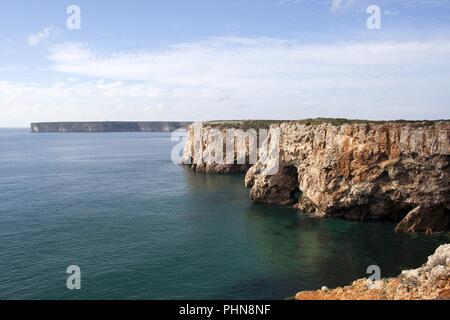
(295, 243, 450, 300)
(182, 121, 273, 174)
(183, 120, 450, 233)
(246, 121, 450, 232)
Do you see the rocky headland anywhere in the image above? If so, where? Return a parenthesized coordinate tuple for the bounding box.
(31, 121, 191, 132)
(295, 243, 450, 300)
(182, 119, 450, 233)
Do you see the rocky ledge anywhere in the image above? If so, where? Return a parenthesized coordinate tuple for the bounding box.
(295, 243, 450, 300)
(183, 119, 450, 233)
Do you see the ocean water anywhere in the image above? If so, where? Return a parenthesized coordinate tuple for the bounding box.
(0, 129, 448, 300)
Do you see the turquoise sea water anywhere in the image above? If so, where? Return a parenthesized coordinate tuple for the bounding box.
(0, 129, 448, 300)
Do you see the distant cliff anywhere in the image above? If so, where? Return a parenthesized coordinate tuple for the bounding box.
(182, 119, 450, 233)
(31, 121, 192, 133)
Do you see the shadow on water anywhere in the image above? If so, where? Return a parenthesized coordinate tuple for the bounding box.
(180, 168, 449, 299)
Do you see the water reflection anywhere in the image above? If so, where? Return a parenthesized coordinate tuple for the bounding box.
(181, 166, 449, 297)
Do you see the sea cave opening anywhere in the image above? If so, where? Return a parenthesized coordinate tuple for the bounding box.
(391, 204, 415, 222)
(284, 166, 301, 204)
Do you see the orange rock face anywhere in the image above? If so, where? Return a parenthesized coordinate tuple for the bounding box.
(295, 244, 450, 300)
(245, 121, 449, 233)
(182, 120, 450, 233)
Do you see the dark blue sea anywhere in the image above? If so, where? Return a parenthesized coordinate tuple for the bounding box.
(0, 129, 448, 299)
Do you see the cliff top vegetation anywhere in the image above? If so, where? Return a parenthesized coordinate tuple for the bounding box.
(204, 118, 449, 129)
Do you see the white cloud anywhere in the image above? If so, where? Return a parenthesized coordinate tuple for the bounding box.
(0, 80, 177, 126)
(47, 38, 450, 86)
(384, 10, 399, 16)
(27, 26, 59, 47)
(330, 0, 356, 12)
(1, 37, 450, 126)
(390, 0, 450, 7)
(0, 66, 27, 72)
(275, 0, 303, 7)
(330, 0, 343, 11)
(330, 0, 450, 12)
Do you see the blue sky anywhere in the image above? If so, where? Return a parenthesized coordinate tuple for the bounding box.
(1, 0, 450, 126)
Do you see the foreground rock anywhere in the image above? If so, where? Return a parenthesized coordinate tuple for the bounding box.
(295, 243, 450, 300)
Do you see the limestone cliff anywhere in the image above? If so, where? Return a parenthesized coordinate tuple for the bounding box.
(182, 120, 281, 174)
(31, 121, 191, 133)
(183, 119, 450, 233)
(295, 243, 450, 300)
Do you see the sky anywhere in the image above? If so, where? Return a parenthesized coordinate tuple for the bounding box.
(0, 0, 450, 127)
